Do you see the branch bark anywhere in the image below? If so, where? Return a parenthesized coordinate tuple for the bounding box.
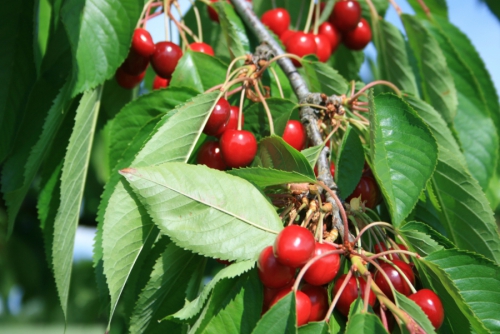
(232, 0, 353, 242)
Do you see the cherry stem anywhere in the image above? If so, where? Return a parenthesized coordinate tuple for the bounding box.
(368, 250, 420, 261)
(323, 268, 354, 322)
(303, 0, 316, 33)
(163, 0, 170, 42)
(226, 85, 243, 98)
(313, 2, 320, 35)
(187, 0, 203, 41)
(254, 80, 275, 135)
(315, 212, 325, 241)
(375, 256, 418, 294)
(362, 273, 373, 313)
(416, 0, 432, 19)
(349, 80, 402, 104)
(269, 66, 284, 99)
(388, 0, 403, 16)
(138, 0, 155, 29)
(140, 11, 164, 27)
(167, 7, 191, 47)
(299, 103, 328, 111)
(352, 222, 396, 246)
(257, 53, 304, 75)
(172, 1, 200, 43)
(238, 87, 246, 130)
(379, 305, 389, 332)
(316, 180, 349, 244)
(225, 55, 249, 82)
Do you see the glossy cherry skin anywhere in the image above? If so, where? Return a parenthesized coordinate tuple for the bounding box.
(219, 129, 257, 168)
(343, 18, 372, 51)
(261, 8, 291, 37)
(115, 67, 145, 89)
(207, 0, 220, 22)
(280, 30, 296, 45)
(330, 0, 362, 32)
(303, 242, 340, 286)
(189, 42, 215, 56)
(346, 176, 380, 208)
(374, 259, 415, 300)
(121, 49, 150, 76)
(408, 289, 444, 330)
(314, 161, 336, 178)
(271, 290, 312, 327)
(282, 120, 306, 151)
(301, 284, 329, 322)
(313, 34, 332, 62)
(215, 105, 244, 137)
(286, 32, 317, 67)
(204, 98, 231, 136)
(318, 22, 341, 53)
(257, 246, 295, 289)
(152, 75, 170, 90)
(196, 141, 227, 171)
(131, 28, 155, 57)
(150, 41, 183, 79)
(274, 225, 315, 268)
(332, 274, 376, 317)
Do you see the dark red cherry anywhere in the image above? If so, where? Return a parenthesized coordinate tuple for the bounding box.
(303, 242, 340, 286)
(270, 290, 312, 327)
(374, 259, 415, 300)
(330, 0, 362, 32)
(301, 284, 329, 322)
(215, 105, 244, 137)
(115, 67, 145, 89)
(207, 0, 220, 23)
(346, 176, 380, 208)
(273, 225, 315, 268)
(313, 34, 332, 62)
(332, 274, 376, 317)
(285, 32, 317, 67)
(318, 22, 341, 53)
(152, 75, 170, 90)
(150, 41, 183, 79)
(342, 18, 372, 51)
(121, 49, 150, 76)
(131, 28, 155, 57)
(189, 42, 215, 56)
(219, 129, 257, 168)
(257, 246, 295, 289)
(280, 30, 296, 46)
(408, 289, 444, 330)
(196, 141, 227, 171)
(261, 8, 291, 37)
(282, 120, 306, 151)
(204, 98, 231, 136)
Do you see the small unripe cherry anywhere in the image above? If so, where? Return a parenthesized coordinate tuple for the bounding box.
(273, 225, 315, 268)
(257, 246, 295, 289)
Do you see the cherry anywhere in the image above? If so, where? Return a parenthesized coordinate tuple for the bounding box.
(270, 290, 311, 327)
(121, 49, 150, 76)
(215, 105, 244, 137)
(204, 98, 231, 136)
(262, 279, 295, 313)
(219, 129, 257, 168)
(342, 18, 372, 51)
(303, 242, 340, 286)
(330, 0, 362, 32)
(273, 225, 315, 268)
(282, 120, 306, 151)
(207, 0, 221, 23)
(332, 274, 376, 317)
(374, 259, 415, 299)
(215, 258, 232, 266)
(115, 67, 145, 89)
(408, 289, 444, 330)
(313, 34, 332, 62)
(152, 75, 170, 90)
(131, 28, 155, 57)
(314, 161, 336, 178)
(285, 32, 317, 67)
(301, 284, 329, 322)
(257, 246, 295, 289)
(346, 176, 380, 209)
(189, 42, 215, 56)
(196, 141, 227, 171)
(280, 30, 296, 46)
(261, 8, 291, 37)
(318, 22, 341, 53)
(150, 41, 183, 79)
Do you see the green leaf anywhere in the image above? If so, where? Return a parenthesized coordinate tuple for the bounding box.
(217, 1, 250, 61)
(243, 98, 297, 140)
(406, 0, 448, 19)
(228, 167, 316, 188)
(301, 145, 323, 170)
(329, 44, 364, 81)
(402, 14, 457, 124)
(129, 244, 204, 334)
(300, 61, 348, 96)
(359, 0, 389, 24)
(61, 0, 142, 95)
(482, 0, 500, 23)
(344, 313, 387, 334)
(394, 291, 436, 334)
(251, 291, 296, 334)
(100, 78, 133, 119)
(252, 136, 315, 179)
(298, 322, 329, 334)
(52, 86, 102, 317)
(399, 221, 454, 257)
(120, 163, 282, 261)
(335, 125, 365, 199)
(170, 51, 228, 93)
(369, 93, 438, 226)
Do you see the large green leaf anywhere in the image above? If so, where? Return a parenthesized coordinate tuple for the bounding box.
(344, 313, 387, 334)
(251, 291, 296, 334)
(217, 1, 250, 61)
(394, 291, 436, 334)
(120, 162, 282, 260)
(298, 322, 329, 334)
(329, 44, 364, 81)
(300, 61, 348, 96)
(335, 125, 364, 199)
(402, 14, 457, 124)
(406, 0, 448, 19)
(398, 221, 453, 256)
(243, 98, 297, 140)
(228, 167, 316, 188)
(301, 145, 323, 170)
(61, 0, 143, 95)
(369, 93, 438, 226)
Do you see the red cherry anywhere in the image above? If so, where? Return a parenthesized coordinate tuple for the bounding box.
(280, 30, 296, 45)
(189, 42, 215, 56)
(215, 258, 232, 265)
(131, 28, 155, 57)
(318, 22, 341, 53)
(285, 32, 317, 67)
(303, 242, 340, 286)
(342, 18, 372, 51)
(115, 67, 145, 89)
(301, 284, 329, 322)
(330, 0, 362, 32)
(263, 279, 295, 313)
(408, 289, 444, 330)
(314, 161, 336, 178)
(374, 259, 415, 300)
(207, 0, 221, 23)
(261, 8, 291, 37)
(215, 105, 244, 137)
(219, 129, 257, 168)
(282, 120, 306, 151)
(313, 34, 332, 62)
(204, 98, 231, 136)
(121, 49, 150, 76)
(346, 176, 380, 208)
(257, 246, 295, 289)
(150, 41, 183, 79)
(152, 75, 170, 90)
(273, 225, 315, 268)
(196, 141, 227, 171)
(270, 290, 312, 327)
(332, 274, 376, 317)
